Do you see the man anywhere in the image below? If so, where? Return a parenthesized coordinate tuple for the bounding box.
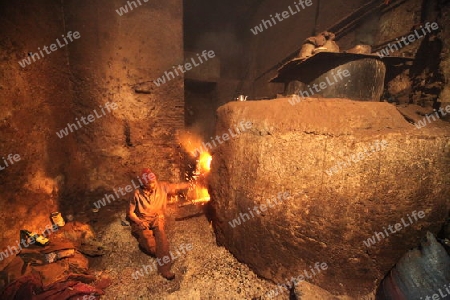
(128, 168, 189, 280)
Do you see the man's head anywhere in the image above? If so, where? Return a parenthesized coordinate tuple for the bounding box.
(141, 168, 157, 192)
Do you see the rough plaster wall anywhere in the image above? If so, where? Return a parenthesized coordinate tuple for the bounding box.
(375, 0, 423, 48)
(0, 1, 75, 261)
(62, 0, 184, 197)
(0, 0, 183, 256)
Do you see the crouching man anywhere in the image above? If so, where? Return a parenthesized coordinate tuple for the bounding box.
(127, 168, 189, 280)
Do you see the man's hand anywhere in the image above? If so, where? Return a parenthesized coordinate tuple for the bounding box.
(138, 221, 149, 230)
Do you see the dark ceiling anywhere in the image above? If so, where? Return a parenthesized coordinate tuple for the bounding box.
(183, 0, 266, 49)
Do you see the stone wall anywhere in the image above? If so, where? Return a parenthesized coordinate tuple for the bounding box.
(209, 98, 450, 297)
(0, 0, 76, 263)
(0, 0, 184, 259)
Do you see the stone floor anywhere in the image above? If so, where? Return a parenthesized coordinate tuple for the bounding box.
(87, 199, 347, 300)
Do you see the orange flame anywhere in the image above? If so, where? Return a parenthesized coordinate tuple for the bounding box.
(178, 131, 211, 203)
(198, 151, 212, 172)
(191, 152, 211, 203)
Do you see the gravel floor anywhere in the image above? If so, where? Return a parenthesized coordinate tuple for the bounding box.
(88, 200, 283, 300)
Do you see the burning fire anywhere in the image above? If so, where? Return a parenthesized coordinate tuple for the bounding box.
(178, 131, 212, 203)
(190, 151, 211, 203)
(198, 151, 212, 172)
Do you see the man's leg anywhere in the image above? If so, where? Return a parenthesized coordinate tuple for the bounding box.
(152, 216, 174, 279)
(131, 222, 156, 256)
